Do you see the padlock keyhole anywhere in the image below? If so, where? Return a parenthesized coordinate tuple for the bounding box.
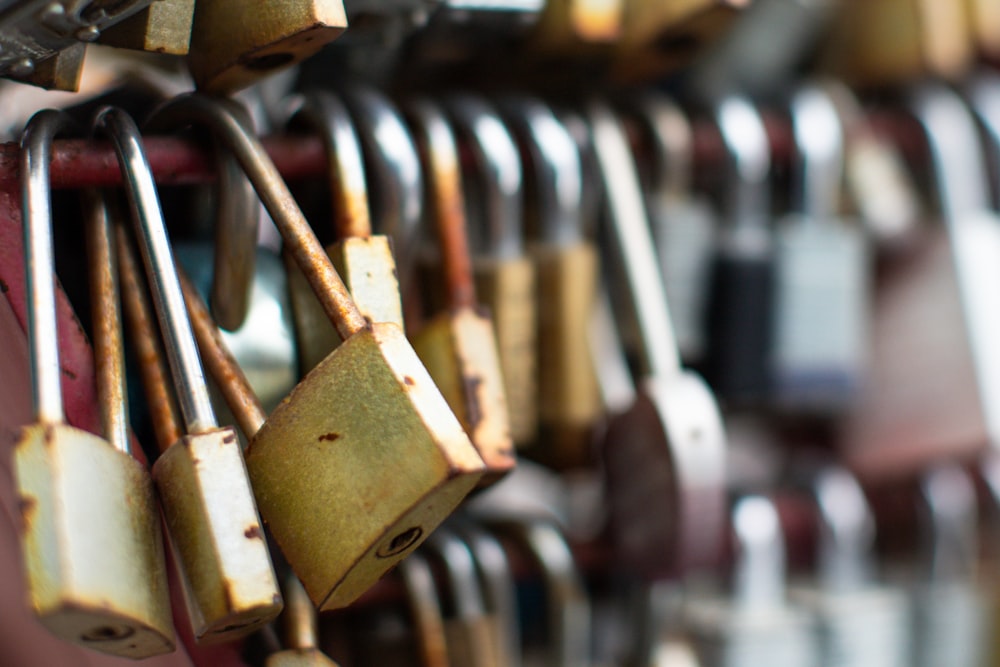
(377, 526, 423, 558)
(81, 624, 135, 642)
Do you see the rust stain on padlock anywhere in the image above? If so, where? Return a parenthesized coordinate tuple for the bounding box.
(244, 525, 262, 540)
(317, 433, 340, 442)
(17, 494, 36, 532)
(461, 374, 484, 431)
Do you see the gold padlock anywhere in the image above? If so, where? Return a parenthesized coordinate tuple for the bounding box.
(284, 91, 405, 374)
(446, 96, 538, 449)
(500, 97, 603, 467)
(529, 0, 624, 53)
(406, 99, 517, 487)
(95, 106, 284, 643)
(265, 574, 340, 667)
(98, 0, 196, 55)
(966, 0, 1000, 59)
(148, 93, 486, 611)
(187, 0, 348, 93)
(15, 110, 174, 658)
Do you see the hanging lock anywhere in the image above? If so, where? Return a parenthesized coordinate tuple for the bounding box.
(13, 110, 174, 658)
(96, 107, 284, 642)
(686, 496, 818, 667)
(265, 574, 340, 667)
(499, 97, 602, 467)
(967, 0, 1000, 60)
(98, 0, 195, 55)
(284, 91, 404, 375)
(187, 0, 348, 93)
(406, 100, 516, 486)
(772, 85, 871, 413)
(703, 95, 776, 405)
(788, 465, 910, 667)
(148, 93, 486, 610)
(446, 97, 538, 449)
(589, 102, 727, 581)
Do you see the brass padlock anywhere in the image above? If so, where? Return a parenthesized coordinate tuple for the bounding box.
(148, 93, 486, 610)
(528, 0, 624, 53)
(406, 99, 517, 487)
(99, 0, 196, 55)
(187, 0, 348, 93)
(966, 0, 1000, 59)
(446, 96, 538, 449)
(500, 97, 602, 467)
(284, 91, 405, 374)
(265, 574, 340, 667)
(14, 109, 174, 658)
(96, 106, 284, 643)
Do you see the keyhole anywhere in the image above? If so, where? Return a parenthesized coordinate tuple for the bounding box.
(81, 624, 134, 642)
(377, 526, 423, 558)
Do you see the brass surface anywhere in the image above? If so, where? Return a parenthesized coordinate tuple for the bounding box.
(99, 0, 196, 55)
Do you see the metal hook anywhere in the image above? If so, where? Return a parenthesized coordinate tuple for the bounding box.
(790, 85, 845, 221)
(715, 95, 771, 236)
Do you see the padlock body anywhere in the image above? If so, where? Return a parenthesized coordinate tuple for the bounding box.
(473, 255, 538, 447)
(248, 323, 486, 610)
(912, 582, 990, 667)
(264, 647, 340, 666)
(445, 616, 497, 667)
(687, 602, 818, 667)
(412, 307, 516, 486)
(153, 425, 282, 642)
(288, 236, 404, 375)
(532, 241, 602, 467)
(14, 423, 174, 658)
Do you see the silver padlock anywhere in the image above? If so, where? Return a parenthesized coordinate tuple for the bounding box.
(686, 496, 818, 667)
(772, 85, 871, 412)
(788, 465, 910, 667)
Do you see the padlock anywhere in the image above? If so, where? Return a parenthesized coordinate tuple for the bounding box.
(821, 0, 972, 87)
(772, 85, 871, 413)
(702, 95, 776, 405)
(588, 102, 727, 581)
(445, 96, 538, 449)
(629, 94, 716, 366)
(843, 84, 1000, 477)
(968, 73, 1000, 211)
(14, 109, 174, 657)
(499, 96, 602, 467)
(265, 574, 340, 667)
(148, 93, 486, 610)
(966, 0, 1000, 59)
(284, 91, 404, 374)
(910, 465, 991, 667)
(399, 552, 451, 667)
(527, 0, 623, 53)
(98, 0, 195, 55)
(405, 99, 516, 486)
(632, 581, 703, 667)
(685, 496, 818, 667)
(423, 530, 496, 666)
(187, 0, 348, 93)
(788, 465, 910, 667)
(976, 454, 1000, 667)
(95, 106, 284, 642)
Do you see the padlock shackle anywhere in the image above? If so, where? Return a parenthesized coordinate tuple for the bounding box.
(446, 96, 524, 260)
(289, 91, 373, 240)
(499, 97, 584, 247)
(282, 574, 319, 651)
(731, 495, 786, 611)
(633, 94, 693, 201)
(146, 93, 369, 340)
(20, 109, 78, 425)
(84, 190, 132, 456)
(920, 465, 979, 583)
(399, 552, 450, 667)
(94, 107, 219, 436)
(588, 102, 681, 379)
(790, 86, 845, 221)
(179, 270, 268, 438)
(715, 95, 771, 236)
(425, 531, 488, 619)
(407, 100, 477, 310)
(967, 74, 1000, 213)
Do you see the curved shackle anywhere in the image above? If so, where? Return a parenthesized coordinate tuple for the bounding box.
(920, 464, 979, 583)
(406, 99, 476, 310)
(731, 495, 786, 611)
(343, 88, 424, 274)
(398, 552, 450, 667)
(145, 93, 368, 340)
(790, 85, 845, 221)
(287, 91, 373, 239)
(498, 96, 584, 247)
(715, 95, 771, 234)
(20, 110, 79, 425)
(633, 93, 695, 200)
(424, 530, 489, 622)
(92, 107, 218, 436)
(446, 96, 524, 259)
(966, 72, 1000, 210)
(909, 83, 991, 221)
(281, 573, 320, 651)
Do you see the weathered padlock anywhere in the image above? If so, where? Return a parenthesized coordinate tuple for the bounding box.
(499, 96, 603, 467)
(99, 0, 195, 55)
(423, 530, 496, 666)
(589, 102, 727, 581)
(788, 465, 910, 667)
(399, 552, 450, 667)
(527, 0, 623, 53)
(445, 96, 538, 449)
(967, 0, 1000, 59)
(265, 574, 340, 667)
(702, 95, 776, 405)
(772, 85, 871, 413)
(685, 496, 819, 667)
(187, 0, 348, 93)
(148, 93, 486, 611)
(96, 106, 284, 642)
(14, 109, 174, 657)
(405, 99, 516, 486)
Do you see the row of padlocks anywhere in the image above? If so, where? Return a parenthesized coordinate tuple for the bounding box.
(3, 1, 1000, 666)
